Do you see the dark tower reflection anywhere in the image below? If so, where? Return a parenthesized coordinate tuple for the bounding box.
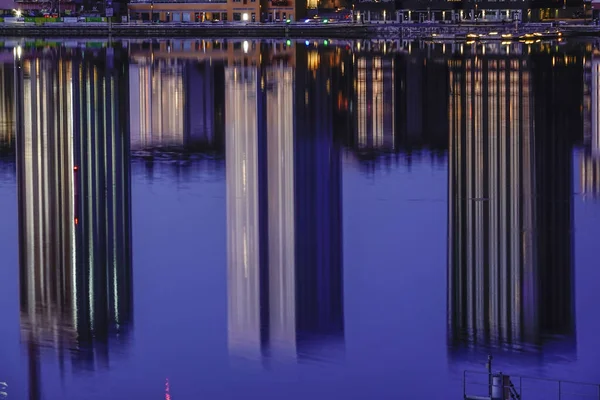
(530, 52, 579, 342)
(447, 50, 576, 356)
(294, 46, 344, 355)
(395, 50, 449, 155)
(14, 45, 132, 397)
(226, 43, 344, 363)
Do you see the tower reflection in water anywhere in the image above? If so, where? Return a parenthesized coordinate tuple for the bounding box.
(225, 43, 345, 363)
(447, 49, 578, 358)
(14, 45, 132, 397)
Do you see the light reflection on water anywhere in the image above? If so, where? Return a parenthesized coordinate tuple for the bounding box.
(0, 38, 599, 399)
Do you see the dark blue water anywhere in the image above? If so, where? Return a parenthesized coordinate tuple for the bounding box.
(1, 38, 600, 400)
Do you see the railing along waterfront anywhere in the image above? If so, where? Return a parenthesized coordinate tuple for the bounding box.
(464, 364, 600, 400)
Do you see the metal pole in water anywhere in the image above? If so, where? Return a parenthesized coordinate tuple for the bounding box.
(463, 370, 467, 399)
(491, 373, 505, 400)
(487, 355, 493, 398)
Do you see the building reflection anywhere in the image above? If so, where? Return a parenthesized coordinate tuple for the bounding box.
(129, 58, 226, 153)
(447, 52, 576, 357)
(0, 54, 14, 156)
(395, 52, 449, 155)
(14, 46, 132, 397)
(226, 45, 344, 363)
(580, 152, 600, 198)
(127, 40, 265, 154)
(354, 55, 395, 151)
(581, 53, 600, 199)
(293, 47, 345, 356)
(345, 45, 449, 168)
(129, 59, 185, 149)
(127, 39, 458, 170)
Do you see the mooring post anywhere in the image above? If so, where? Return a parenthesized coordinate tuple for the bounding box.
(486, 355, 493, 398)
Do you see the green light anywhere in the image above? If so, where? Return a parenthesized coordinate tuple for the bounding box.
(286, 39, 292, 46)
(323, 18, 328, 23)
(286, 19, 291, 23)
(324, 40, 328, 45)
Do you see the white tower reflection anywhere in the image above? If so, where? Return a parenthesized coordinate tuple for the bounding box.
(226, 65, 263, 357)
(226, 48, 344, 364)
(265, 65, 296, 355)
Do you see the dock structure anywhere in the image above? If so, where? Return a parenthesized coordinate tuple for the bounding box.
(0, 21, 592, 39)
(463, 356, 600, 400)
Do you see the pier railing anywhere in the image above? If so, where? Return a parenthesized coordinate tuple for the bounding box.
(464, 369, 600, 400)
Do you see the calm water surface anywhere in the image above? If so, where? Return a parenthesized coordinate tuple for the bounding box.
(1, 38, 600, 399)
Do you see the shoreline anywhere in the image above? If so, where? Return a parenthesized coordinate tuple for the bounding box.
(0, 22, 599, 39)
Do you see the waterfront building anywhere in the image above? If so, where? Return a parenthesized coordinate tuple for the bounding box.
(354, 0, 396, 23)
(127, 0, 306, 23)
(12, 0, 130, 15)
(356, 0, 586, 23)
(13, 0, 78, 14)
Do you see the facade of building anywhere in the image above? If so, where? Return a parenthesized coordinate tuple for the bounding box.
(355, 0, 587, 22)
(128, 0, 306, 22)
(11, 0, 131, 16)
(354, 0, 396, 23)
(12, 0, 78, 13)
